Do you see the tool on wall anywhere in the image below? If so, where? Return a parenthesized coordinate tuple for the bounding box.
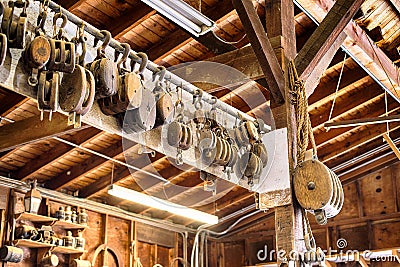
(36, 71, 59, 121)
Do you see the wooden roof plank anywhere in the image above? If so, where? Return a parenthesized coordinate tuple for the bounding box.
(11, 127, 101, 180)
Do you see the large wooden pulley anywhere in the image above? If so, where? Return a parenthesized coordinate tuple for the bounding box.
(87, 58, 118, 99)
(48, 39, 75, 73)
(155, 92, 174, 127)
(24, 35, 50, 69)
(294, 160, 333, 211)
(99, 72, 142, 115)
(123, 87, 156, 132)
(0, 33, 7, 66)
(59, 65, 95, 115)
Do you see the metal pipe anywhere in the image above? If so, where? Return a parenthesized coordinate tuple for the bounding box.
(0, 176, 194, 233)
(331, 137, 400, 172)
(324, 114, 400, 130)
(45, 0, 257, 123)
(53, 137, 170, 184)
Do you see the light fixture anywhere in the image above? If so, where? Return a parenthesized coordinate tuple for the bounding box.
(24, 180, 42, 214)
(108, 185, 218, 225)
(141, 0, 215, 37)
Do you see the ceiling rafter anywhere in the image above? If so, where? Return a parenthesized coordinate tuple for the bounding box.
(12, 127, 101, 181)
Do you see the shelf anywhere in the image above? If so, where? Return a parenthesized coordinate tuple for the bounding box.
(53, 220, 88, 230)
(13, 239, 54, 248)
(16, 213, 56, 224)
(53, 246, 86, 254)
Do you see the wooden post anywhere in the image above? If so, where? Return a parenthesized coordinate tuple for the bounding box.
(233, 0, 305, 263)
(264, 0, 306, 263)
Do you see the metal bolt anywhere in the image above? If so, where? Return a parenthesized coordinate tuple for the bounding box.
(307, 181, 316, 190)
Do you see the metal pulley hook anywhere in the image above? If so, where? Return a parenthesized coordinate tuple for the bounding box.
(71, 22, 86, 65)
(94, 29, 111, 58)
(116, 42, 130, 70)
(193, 89, 203, 109)
(52, 11, 67, 38)
(154, 66, 166, 83)
(133, 52, 148, 79)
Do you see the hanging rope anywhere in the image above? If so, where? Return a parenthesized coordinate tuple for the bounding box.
(289, 61, 320, 259)
(288, 60, 317, 162)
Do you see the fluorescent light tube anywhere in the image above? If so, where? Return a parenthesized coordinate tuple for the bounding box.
(141, 0, 215, 37)
(108, 185, 219, 225)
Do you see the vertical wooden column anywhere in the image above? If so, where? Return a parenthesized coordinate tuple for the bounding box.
(265, 0, 306, 262)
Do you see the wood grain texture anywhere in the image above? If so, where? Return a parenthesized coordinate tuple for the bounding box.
(294, 160, 333, 210)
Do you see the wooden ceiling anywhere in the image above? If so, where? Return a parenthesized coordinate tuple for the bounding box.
(1, 0, 400, 228)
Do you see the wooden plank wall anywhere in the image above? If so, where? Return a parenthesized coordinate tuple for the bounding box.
(0, 189, 179, 267)
(210, 162, 400, 267)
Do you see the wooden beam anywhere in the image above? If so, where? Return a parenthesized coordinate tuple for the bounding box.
(303, 32, 347, 97)
(325, 114, 400, 130)
(319, 122, 400, 162)
(295, 0, 363, 80)
(232, 0, 285, 103)
(0, 90, 27, 117)
(383, 133, 400, 160)
(263, 0, 306, 261)
(314, 99, 400, 148)
(54, 0, 84, 10)
(110, 5, 154, 39)
(12, 127, 101, 181)
(296, 0, 400, 102)
(0, 113, 89, 153)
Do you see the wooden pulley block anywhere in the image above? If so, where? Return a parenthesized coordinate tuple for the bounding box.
(226, 143, 238, 168)
(1, 1, 27, 49)
(155, 92, 174, 127)
(167, 121, 183, 147)
(0, 33, 7, 66)
(235, 152, 262, 185)
(234, 125, 249, 146)
(167, 121, 192, 150)
(48, 39, 76, 73)
(123, 87, 156, 132)
(59, 65, 95, 115)
(37, 71, 59, 120)
(198, 128, 216, 152)
(252, 142, 268, 167)
(98, 73, 142, 115)
(87, 58, 119, 99)
(179, 124, 193, 150)
(293, 160, 334, 211)
(201, 147, 217, 167)
(24, 34, 51, 69)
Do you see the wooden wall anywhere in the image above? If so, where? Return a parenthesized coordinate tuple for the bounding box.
(209, 162, 400, 267)
(0, 187, 181, 267)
